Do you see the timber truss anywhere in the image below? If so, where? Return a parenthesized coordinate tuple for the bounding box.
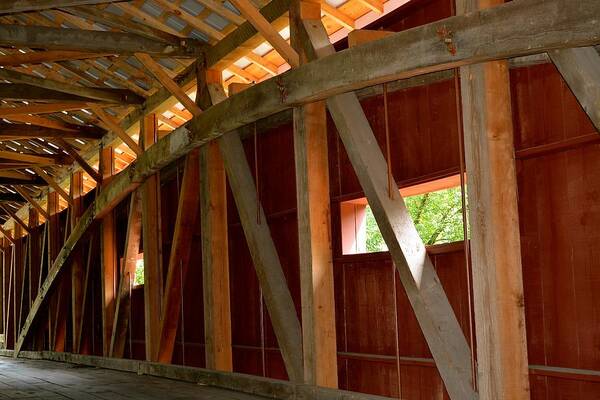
(0, 0, 599, 399)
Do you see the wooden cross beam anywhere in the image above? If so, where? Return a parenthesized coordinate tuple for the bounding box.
(0, 24, 204, 57)
(0, 69, 143, 104)
(90, 106, 143, 156)
(0, 0, 125, 14)
(0, 225, 16, 245)
(0, 123, 104, 140)
(228, 0, 300, 67)
(55, 139, 102, 183)
(549, 46, 600, 132)
(32, 168, 72, 206)
(0, 103, 96, 118)
(0, 151, 70, 166)
(0, 204, 31, 235)
(219, 131, 303, 382)
(5, 115, 87, 133)
(0, 51, 110, 67)
(135, 53, 203, 117)
(12, 187, 50, 221)
(63, 5, 182, 45)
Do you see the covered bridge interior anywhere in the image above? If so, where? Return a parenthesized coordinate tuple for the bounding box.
(0, 0, 599, 399)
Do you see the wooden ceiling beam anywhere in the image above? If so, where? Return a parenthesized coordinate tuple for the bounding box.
(90, 105, 143, 156)
(32, 167, 72, 205)
(228, 0, 300, 67)
(0, 0, 125, 14)
(135, 53, 202, 117)
(2, 116, 87, 133)
(0, 68, 144, 104)
(0, 204, 31, 235)
(0, 225, 16, 245)
(12, 186, 50, 220)
(321, 3, 354, 31)
(0, 23, 204, 57)
(0, 122, 104, 140)
(0, 50, 110, 67)
(0, 102, 95, 118)
(63, 6, 182, 45)
(153, 0, 225, 42)
(55, 138, 102, 183)
(0, 83, 117, 103)
(0, 150, 70, 166)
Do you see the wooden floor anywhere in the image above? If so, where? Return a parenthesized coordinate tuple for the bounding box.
(0, 357, 266, 400)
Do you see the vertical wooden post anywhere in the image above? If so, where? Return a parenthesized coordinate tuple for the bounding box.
(141, 113, 163, 362)
(199, 68, 233, 372)
(100, 146, 117, 357)
(290, 0, 337, 387)
(457, 1, 530, 398)
(70, 171, 85, 353)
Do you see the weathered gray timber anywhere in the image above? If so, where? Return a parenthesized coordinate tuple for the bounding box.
(0, 0, 124, 14)
(218, 132, 304, 382)
(0, 69, 144, 104)
(15, 0, 600, 358)
(549, 46, 600, 132)
(0, 24, 204, 57)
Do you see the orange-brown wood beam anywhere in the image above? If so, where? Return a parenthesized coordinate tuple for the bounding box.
(141, 114, 162, 362)
(198, 68, 232, 371)
(290, 0, 337, 386)
(13, 187, 50, 221)
(100, 146, 117, 357)
(201, 142, 232, 371)
(457, 0, 530, 398)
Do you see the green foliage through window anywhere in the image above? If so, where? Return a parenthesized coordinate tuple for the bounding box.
(134, 258, 145, 286)
(365, 186, 467, 253)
